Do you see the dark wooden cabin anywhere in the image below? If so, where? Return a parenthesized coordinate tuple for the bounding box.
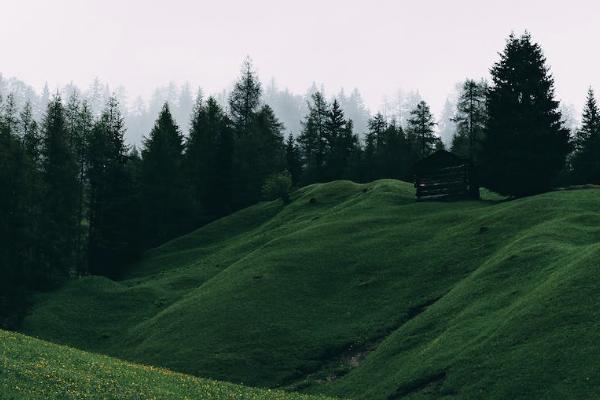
(414, 150, 479, 201)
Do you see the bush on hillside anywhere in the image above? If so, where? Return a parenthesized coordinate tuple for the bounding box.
(262, 171, 292, 203)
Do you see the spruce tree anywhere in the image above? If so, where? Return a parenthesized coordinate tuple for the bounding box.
(481, 32, 571, 196)
(571, 88, 600, 183)
(39, 95, 80, 283)
(451, 79, 488, 164)
(298, 92, 329, 183)
(87, 97, 138, 277)
(382, 120, 410, 180)
(364, 113, 387, 180)
(141, 103, 190, 247)
(285, 133, 303, 185)
(324, 100, 357, 180)
(406, 100, 438, 159)
(229, 57, 261, 134)
(186, 96, 233, 218)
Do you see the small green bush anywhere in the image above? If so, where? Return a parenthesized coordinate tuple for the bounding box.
(262, 171, 292, 203)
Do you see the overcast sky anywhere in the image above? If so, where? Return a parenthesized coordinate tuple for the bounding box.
(1, 0, 599, 117)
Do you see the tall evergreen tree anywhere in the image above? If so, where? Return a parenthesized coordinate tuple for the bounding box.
(571, 88, 600, 183)
(381, 120, 410, 180)
(186, 96, 234, 218)
(364, 113, 387, 180)
(285, 133, 303, 185)
(87, 97, 139, 277)
(298, 92, 329, 183)
(141, 103, 190, 247)
(406, 100, 438, 159)
(39, 95, 80, 283)
(229, 57, 261, 134)
(0, 94, 34, 326)
(451, 79, 488, 163)
(324, 100, 357, 180)
(481, 32, 571, 196)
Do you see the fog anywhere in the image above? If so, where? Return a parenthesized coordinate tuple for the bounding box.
(1, 0, 596, 141)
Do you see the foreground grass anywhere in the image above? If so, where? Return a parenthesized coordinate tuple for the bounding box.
(22, 180, 600, 399)
(0, 329, 335, 400)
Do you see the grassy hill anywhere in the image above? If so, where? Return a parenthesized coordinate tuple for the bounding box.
(0, 329, 334, 400)
(21, 180, 600, 399)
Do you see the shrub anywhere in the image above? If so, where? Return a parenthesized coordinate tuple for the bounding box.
(262, 171, 293, 203)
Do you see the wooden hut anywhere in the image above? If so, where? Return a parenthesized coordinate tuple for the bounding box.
(414, 150, 479, 201)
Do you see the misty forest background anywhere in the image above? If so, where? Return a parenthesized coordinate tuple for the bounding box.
(2, 32, 600, 327)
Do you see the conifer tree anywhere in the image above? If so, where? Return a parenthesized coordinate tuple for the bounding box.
(406, 100, 438, 159)
(451, 79, 488, 163)
(39, 95, 80, 283)
(87, 97, 138, 277)
(364, 113, 387, 179)
(141, 103, 190, 247)
(186, 96, 233, 218)
(285, 134, 303, 185)
(571, 88, 600, 183)
(381, 120, 410, 180)
(481, 32, 571, 196)
(229, 57, 261, 134)
(298, 92, 329, 183)
(324, 100, 357, 179)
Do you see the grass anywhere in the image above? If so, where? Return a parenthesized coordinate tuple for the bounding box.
(21, 179, 600, 399)
(0, 329, 335, 399)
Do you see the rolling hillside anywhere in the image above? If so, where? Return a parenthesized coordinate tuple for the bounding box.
(21, 180, 600, 399)
(0, 329, 334, 400)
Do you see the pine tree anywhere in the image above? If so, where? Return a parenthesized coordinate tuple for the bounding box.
(229, 57, 261, 134)
(364, 113, 387, 180)
(298, 92, 329, 183)
(406, 100, 438, 159)
(285, 134, 303, 185)
(0, 96, 33, 325)
(382, 120, 410, 180)
(235, 104, 284, 205)
(186, 96, 233, 218)
(20, 101, 40, 164)
(87, 97, 138, 277)
(571, 88, 600, 183)
(324, 100, 357, 180)
(451, 79, 488, 163)
(39, 95, 80, 283)
(141, 103, 190, 247)
(481, 32, 571, 196)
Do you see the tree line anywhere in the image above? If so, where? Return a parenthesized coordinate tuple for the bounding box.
(1, 32, 598, 327)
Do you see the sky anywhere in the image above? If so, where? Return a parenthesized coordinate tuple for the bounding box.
(1, 0, 600, 117)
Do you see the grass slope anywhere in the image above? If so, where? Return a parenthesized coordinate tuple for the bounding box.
(22, 180, 600, 399)
(0, 329, 334, 399)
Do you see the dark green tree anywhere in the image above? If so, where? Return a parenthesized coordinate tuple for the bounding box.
(87, 97, 139, 277)
(364, 113, 387, 180)
(0, 95, 37, 326)
(285, 133, 303, 185)
(406, 100, 438, 159)
(571, 88, 600, 183)
(298, 92, 329, 183)
(39, 95, 80, 283)
(451, 79, 488, 164)
(141, 103, 190, 247)
(186, 96, 234, 218)
(324, 99, 356, 179)
(229, 57, 261, 134)
(481, 32, 571, 196)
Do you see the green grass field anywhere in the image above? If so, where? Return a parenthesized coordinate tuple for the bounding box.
(0, 329, 335, 399)
(20, 180, 600, 399)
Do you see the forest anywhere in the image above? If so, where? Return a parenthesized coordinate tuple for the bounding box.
(1, 32, 599, 327)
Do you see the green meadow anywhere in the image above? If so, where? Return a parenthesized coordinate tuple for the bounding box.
(19, 180, 600, 399)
